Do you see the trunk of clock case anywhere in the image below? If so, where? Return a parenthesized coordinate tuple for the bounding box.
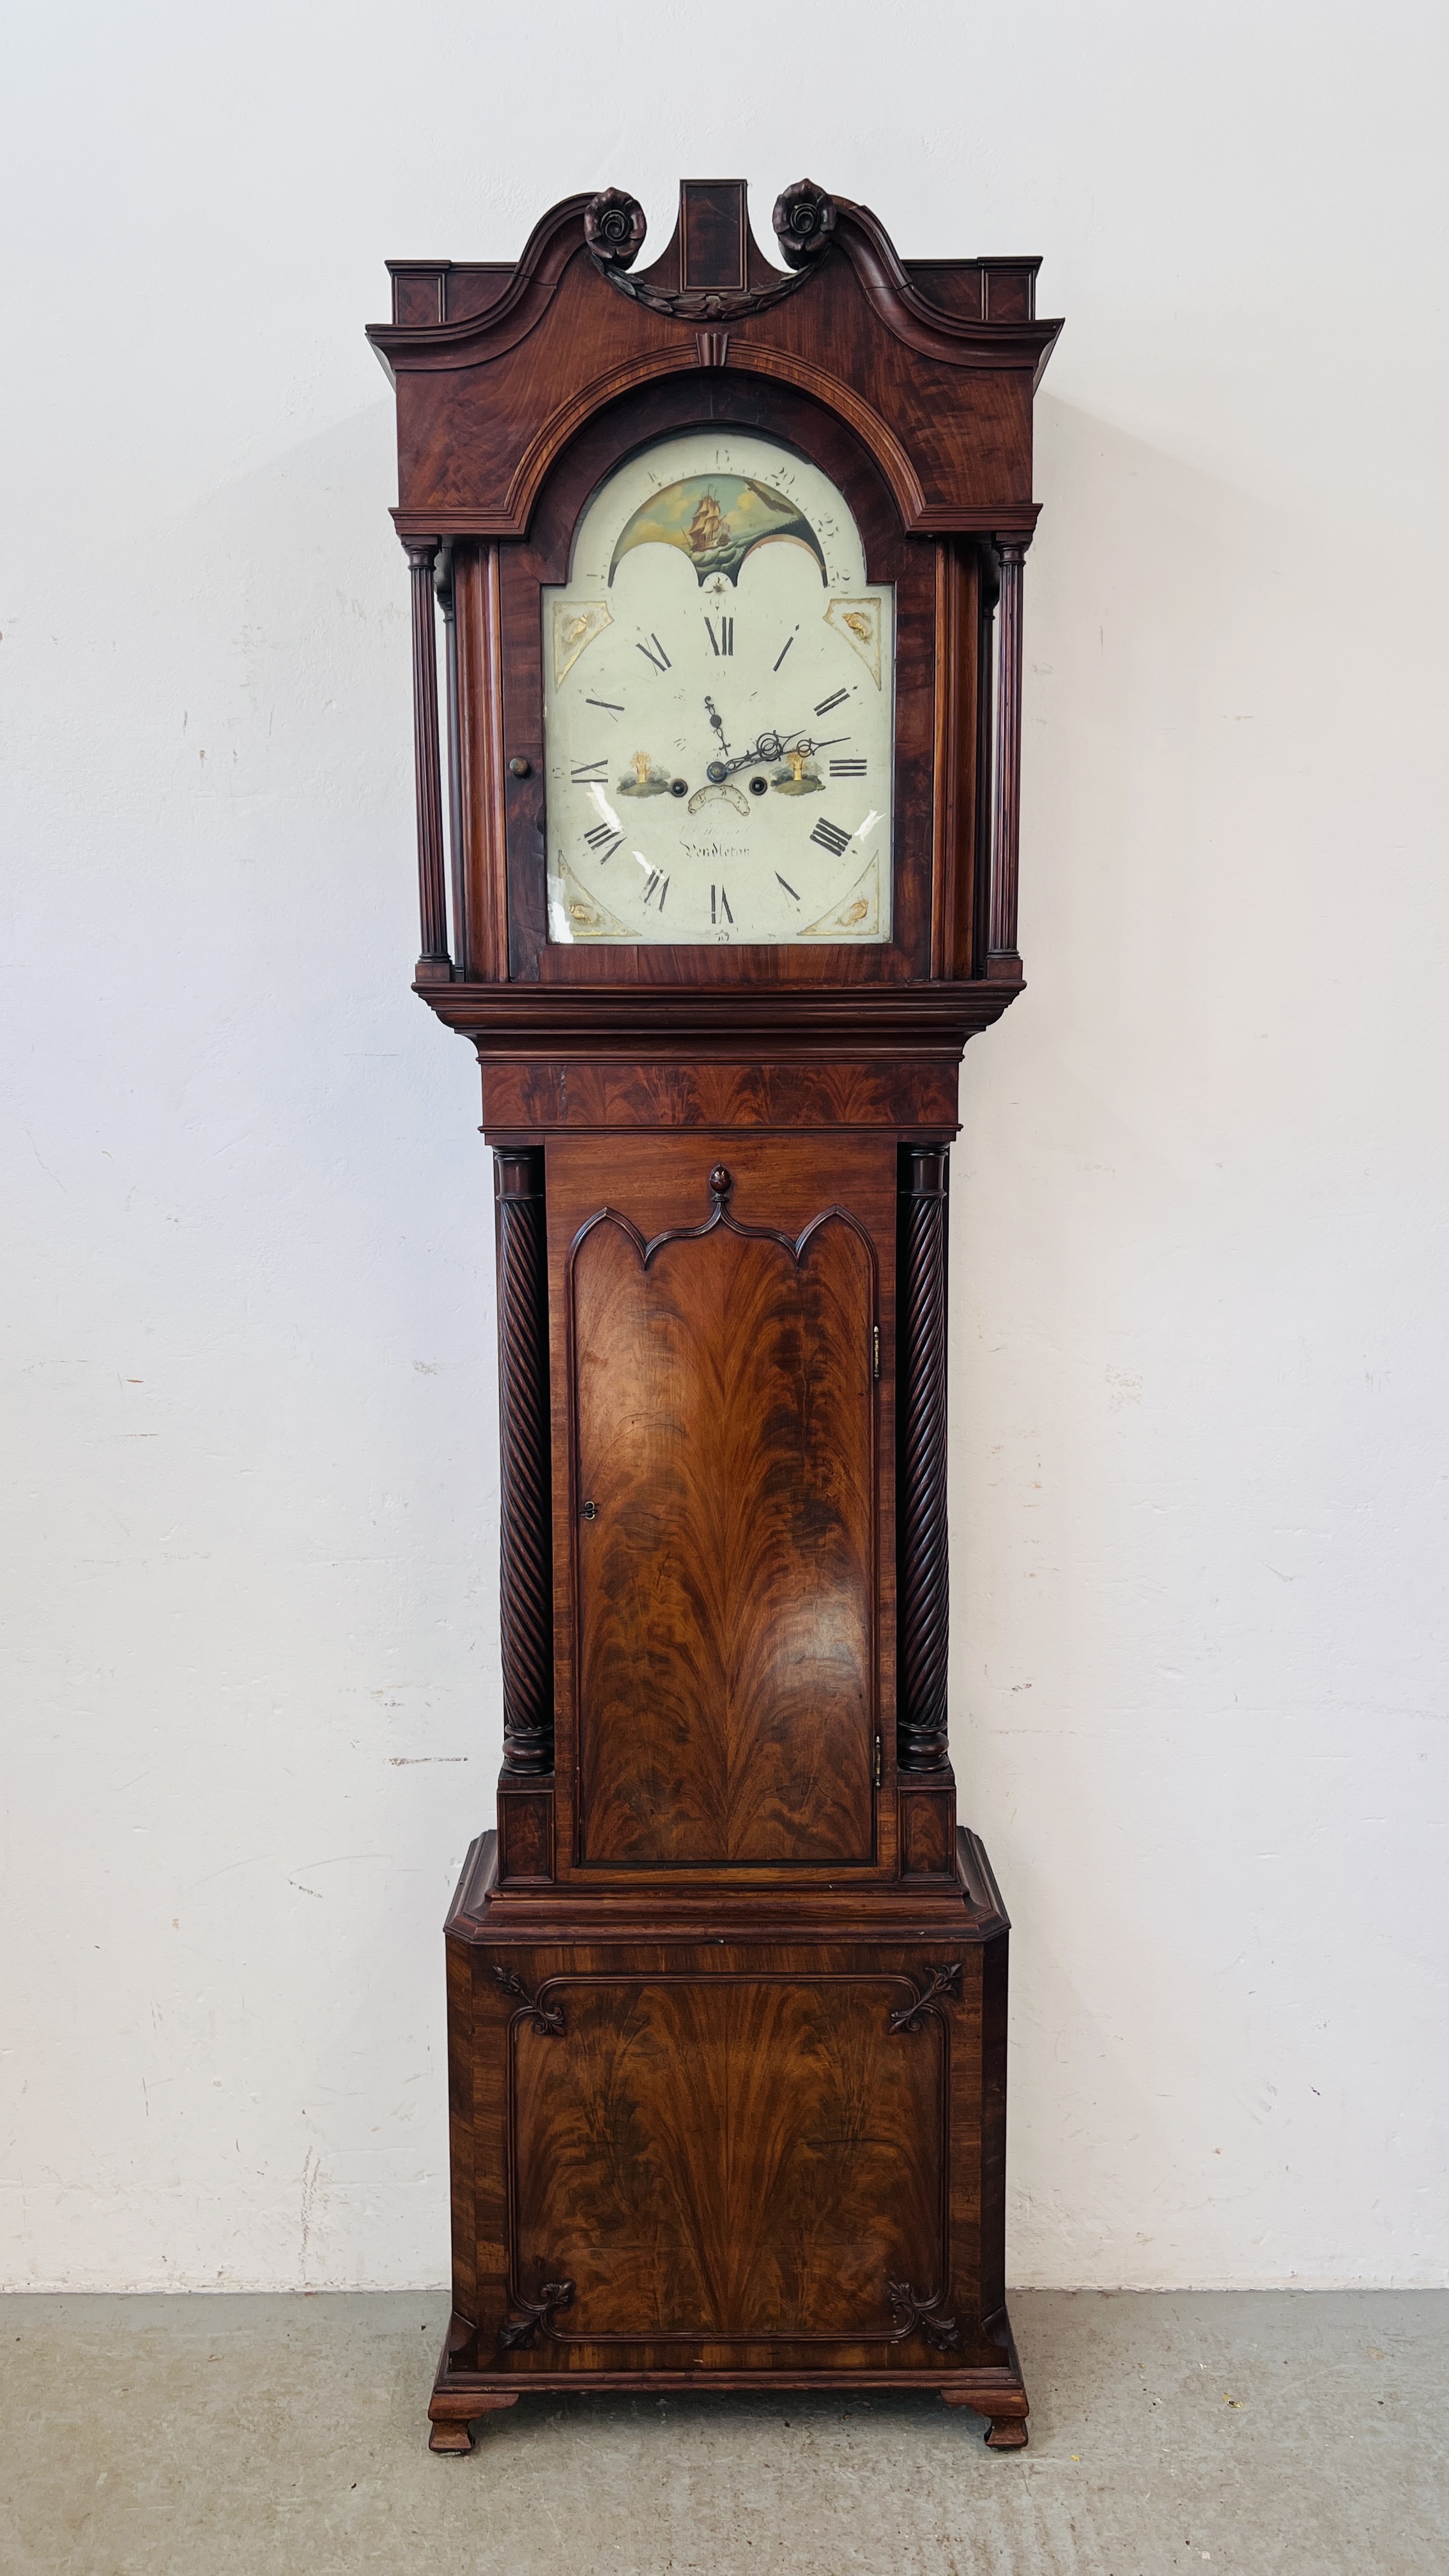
(542, 1130, 900, 1887)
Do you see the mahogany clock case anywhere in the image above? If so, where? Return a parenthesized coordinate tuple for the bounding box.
(366, 179, 1060, 2456)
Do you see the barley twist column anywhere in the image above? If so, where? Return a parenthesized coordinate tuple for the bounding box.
(494, 1149, 553, 1774)
(898, 1145, 951, 1772)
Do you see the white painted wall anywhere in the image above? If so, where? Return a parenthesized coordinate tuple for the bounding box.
(3, 0, 1445, 2292)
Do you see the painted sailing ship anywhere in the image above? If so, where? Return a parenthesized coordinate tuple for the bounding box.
(609, 473, 828, 587)
(687, 491, 730, 558)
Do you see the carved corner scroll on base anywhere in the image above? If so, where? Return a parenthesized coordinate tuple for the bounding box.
(885, 2280, 962, 2351)
(887, 1961, 962, 2034)
(491, 1965, 565, 2035)
(496, 2280, 575, 2354)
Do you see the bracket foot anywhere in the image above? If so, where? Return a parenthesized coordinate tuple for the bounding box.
(427, 2419, 474, 2454)
(941, 2389, 1030, 2450)
(985, 2412, 1030, 2449)
(427, 2392, 519, 2454)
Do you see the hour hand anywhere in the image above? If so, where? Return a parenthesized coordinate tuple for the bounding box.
(701, 690, 737, 778)
(713, 727, 804, 779)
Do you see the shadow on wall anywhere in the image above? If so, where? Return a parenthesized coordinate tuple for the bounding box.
(1024, 391, 1370, 1048)
(947, 397, 1446, 2287)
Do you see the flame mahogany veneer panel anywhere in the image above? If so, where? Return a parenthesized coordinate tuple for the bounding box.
(511, 1974, 943, 2338)
(478, 1054, 961, 1135)
(546, 1133, 898, 1879)
(436, 1912, 1010, 2386)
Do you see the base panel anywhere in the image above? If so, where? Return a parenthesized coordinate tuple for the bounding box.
(431, 1827, 1023, 2451)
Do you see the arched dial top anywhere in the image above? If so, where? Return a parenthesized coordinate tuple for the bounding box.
(543, 429, 894, 947)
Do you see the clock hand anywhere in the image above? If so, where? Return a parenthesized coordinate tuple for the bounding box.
(709, 726, 837, 781)
(767, 728, 852, 758)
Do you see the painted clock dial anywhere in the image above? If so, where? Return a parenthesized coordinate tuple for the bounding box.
(543, 429, 894, 945)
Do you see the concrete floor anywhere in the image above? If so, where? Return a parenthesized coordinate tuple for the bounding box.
(1, 2290, 1443, 2575)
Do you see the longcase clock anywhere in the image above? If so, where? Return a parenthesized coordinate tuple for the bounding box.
(367, 176, 1061, 2453)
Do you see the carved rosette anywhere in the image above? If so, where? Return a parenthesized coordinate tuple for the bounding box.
(494, 1149, 554, 1774)
(583, 187, 647, 268)
(772, 178, 836, 268)
(898, 1147, 951, 1771)
(583, 178, 832, 321)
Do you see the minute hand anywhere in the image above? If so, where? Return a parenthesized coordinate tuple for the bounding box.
(710, 728, 814, 779)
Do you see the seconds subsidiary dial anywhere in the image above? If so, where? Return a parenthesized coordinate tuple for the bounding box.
(543, 430, 894, 944)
